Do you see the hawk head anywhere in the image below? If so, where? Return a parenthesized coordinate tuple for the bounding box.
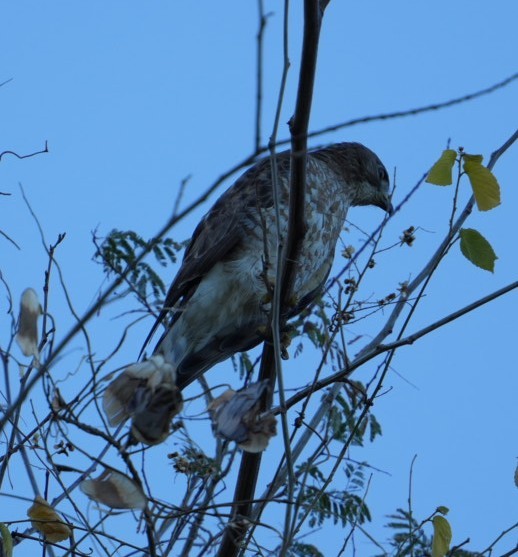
(315, 142, 393, 214)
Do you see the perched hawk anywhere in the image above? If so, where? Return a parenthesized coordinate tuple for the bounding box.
(104, 142, 392, 444)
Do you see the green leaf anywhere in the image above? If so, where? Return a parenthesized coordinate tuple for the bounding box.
(288, 541, 324, 557)
(436, 505, 449, 515)
(0, 523, 13, 557)
(463, 154, 501, 211)
(432, 515, 452, 557)
(426, 149, 457, 185)
(460, 228, 497, 272)
(369, 414, 383, 442)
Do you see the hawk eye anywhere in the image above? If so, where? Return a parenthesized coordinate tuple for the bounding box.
(378, 166, 388, 182)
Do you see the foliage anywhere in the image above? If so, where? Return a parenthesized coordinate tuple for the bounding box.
(426, 149, 457, 186)
(287, 542, 325, 557)
(1, 5, 517, 556)
(380, 506, 484, 557)
(426, 149, 501, 272)
(94, 228, 182, 303)
(462, 154, 501, 211)
(1, 137, 515, 556)
(295, 461, 371, 530)
(459, 228, 498, 272)
(324, 391, 382, 445)
(432, 515, 452, 557)
(382, 507, 432, 556)
(0, 523, 13, 557)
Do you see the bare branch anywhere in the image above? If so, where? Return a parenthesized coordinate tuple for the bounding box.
(307, 72, 518, 141)
(254, 0, 270, 152)
(217, 2, 329, 555)
(0, 140, 49, 162)
(356, 127, 518, 359)
(280, 278, 518, 412)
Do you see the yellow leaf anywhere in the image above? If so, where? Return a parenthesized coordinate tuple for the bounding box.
(426, 149, 457, 185)
(432, 515, 452, 557)
(436, 505, 449, 515)
(463, 154, 501, 211)
(0, 523, 13, 557)
(462, 153, 483, 164)
(27, 496, 71, 543)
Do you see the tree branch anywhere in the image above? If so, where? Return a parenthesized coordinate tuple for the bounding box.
(279, 278, 518, 412)
(307, 71, 518, 142)
(356, 127, 518, 360)
(0, 140, 49, 162)
(216, 2, 328, 555)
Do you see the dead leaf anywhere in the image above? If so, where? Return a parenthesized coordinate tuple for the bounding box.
(15, 288, 42, 359)
(80, 469, 147, 509)
(208, 381, 277, 453)
(27, 496, 71, 543)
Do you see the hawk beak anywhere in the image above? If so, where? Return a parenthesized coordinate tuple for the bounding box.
(376, 194, 394, 215)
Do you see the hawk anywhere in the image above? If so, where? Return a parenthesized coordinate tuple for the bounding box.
(103, 142, 392, 444)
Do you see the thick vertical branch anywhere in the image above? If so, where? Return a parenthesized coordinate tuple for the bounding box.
(254, 0, 267, 152)
(216, 2, 328, 556)
(282, 0, 324, 301)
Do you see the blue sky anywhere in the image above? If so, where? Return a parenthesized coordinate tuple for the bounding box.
(2, 1, 518, 555)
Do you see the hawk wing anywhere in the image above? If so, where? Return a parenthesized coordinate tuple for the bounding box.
(142, 153, 290, 354)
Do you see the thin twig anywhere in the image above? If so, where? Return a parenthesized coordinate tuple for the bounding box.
(408, 455, 418, 557)
(0, 140, 49, 162)
(280, 278, 518, 411)
(217, 2, 329, 555)
(0, 228, 21, 249)
(337, 473, 373, 556)
(356, 127, 518, 359)
(0, 149, 265, 435)
(254, 0, 269, 152)
(216, 0, 293, 552)
(481, 520, 518, 555)
(273, 2, 325, 553)
(306, 72, 518, 142)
